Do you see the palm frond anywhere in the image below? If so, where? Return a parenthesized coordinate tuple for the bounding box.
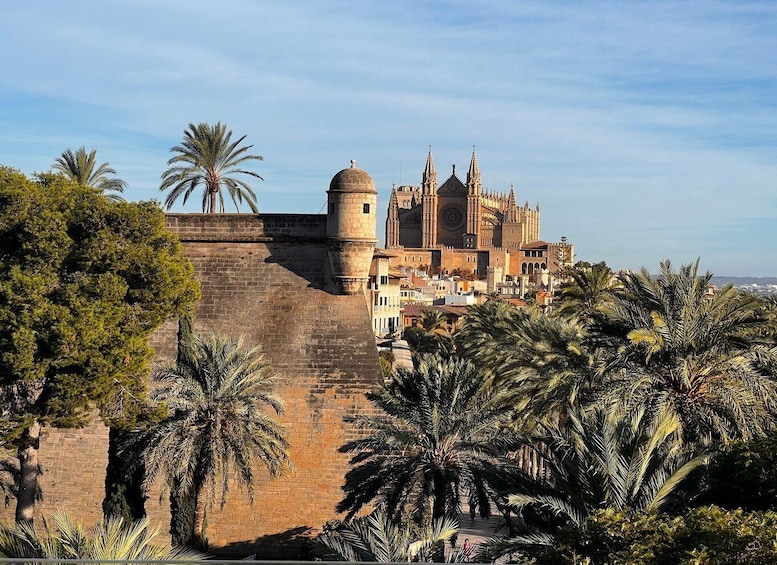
(160, 122, 262, 212)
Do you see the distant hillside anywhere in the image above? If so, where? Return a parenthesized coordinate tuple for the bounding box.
(711, 276, 777, 286)
(711, 276, 777, 295)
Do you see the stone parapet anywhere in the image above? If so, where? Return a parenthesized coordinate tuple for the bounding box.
(166, 213, 327, 242)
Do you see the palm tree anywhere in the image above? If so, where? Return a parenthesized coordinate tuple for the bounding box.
(510, 408, 706, 524)
(142, 333, 290, 544)
(312, 510, 459, 562)
(0, 456, 16, 508)
(52, 147, 127, 202)
(486, 406, 708, 559)
(160, 122, 263, 213)
(493, 314, 602, 427)
(601, 259, 777, 445)
(420, 309, 447, 333)
(0, 510, 203, 560)
(457, 300, 601, 425)
(455, 299, 525, 371)
(407, 309, 454, 356)
(338, 354, 517, 528)
(554, 261, 616, 323)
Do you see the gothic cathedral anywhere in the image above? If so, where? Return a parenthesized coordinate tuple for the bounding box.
(386, 149, 570, 281)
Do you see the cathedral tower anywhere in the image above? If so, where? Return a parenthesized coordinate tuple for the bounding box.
(421, 148, 438, 248)
(386, 185, 400, 248)
(327, 160, 377, 295)
(465, 148, 481, 248)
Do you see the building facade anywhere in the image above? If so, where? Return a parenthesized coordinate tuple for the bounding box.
(368, 249, 402, 337)
(386, 149, 572, 282)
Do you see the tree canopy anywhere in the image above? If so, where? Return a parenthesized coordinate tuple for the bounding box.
(0, 166, 200, 520)
(338, 355, 517, 527)
(142, 332, 290, 544)
(52, 147, 127, 202)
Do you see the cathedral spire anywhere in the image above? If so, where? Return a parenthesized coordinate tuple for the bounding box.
(422, 146, 437, 194)
(386, 186, 400, 248)
(466, 146, 481, 196)
(466, 146, 480, 186)
(421, 147, 439, 248)
(387, 186, 400, 222)
(505, 185, 518, 222)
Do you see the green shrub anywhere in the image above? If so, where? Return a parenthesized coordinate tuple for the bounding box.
(544, 506, 777, 565)
(700, 430, 777, 511)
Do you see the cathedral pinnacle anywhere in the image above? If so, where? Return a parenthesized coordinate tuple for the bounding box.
(422, 147, 437, 194)
(466, 146, 480, 185)
(466, 146, 481, 196)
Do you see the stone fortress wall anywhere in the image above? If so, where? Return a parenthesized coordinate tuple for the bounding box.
(0, 166, 383, 558)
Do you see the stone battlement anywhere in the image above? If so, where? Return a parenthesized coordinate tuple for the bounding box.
(0, 206, 382, 559)
(166, 213, 327, 242)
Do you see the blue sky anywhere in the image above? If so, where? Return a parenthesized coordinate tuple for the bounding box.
(2, 1, 777, 276)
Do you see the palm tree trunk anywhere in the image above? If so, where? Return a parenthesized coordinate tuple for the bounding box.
(15, 421, 41, 523)
(432, 471, 447, 524)
(192, 481, 208, 542)
(209, 188, 217, 214)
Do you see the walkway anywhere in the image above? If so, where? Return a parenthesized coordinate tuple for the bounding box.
(391, 339, 413, 370)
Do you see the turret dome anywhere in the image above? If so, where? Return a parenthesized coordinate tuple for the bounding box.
(328, 160, 377, 194)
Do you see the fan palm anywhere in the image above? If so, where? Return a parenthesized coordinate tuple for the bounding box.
(142, 333, 290, 542)
(338, 354, 517, 528)
(601, 259, 777, 445)
(0, 510, 202, 560)
(160, 122, 263, 213)
(52, 146, 126, 202)
(312, 510, 459, 562)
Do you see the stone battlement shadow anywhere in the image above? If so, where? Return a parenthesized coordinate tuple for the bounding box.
(165, 213, 341, 295)
(262, 240, 335, 294)
(210, 526, 315, 560)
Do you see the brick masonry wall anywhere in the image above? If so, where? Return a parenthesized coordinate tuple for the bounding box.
(0, 214, 382, 559)
(0, 422, 111, 527)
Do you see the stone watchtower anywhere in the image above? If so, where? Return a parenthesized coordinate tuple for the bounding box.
(327, 160, 378, 295)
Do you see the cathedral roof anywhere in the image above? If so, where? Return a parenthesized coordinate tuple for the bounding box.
(329, 160, 377, 194)
(437, 170, 467, 195)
